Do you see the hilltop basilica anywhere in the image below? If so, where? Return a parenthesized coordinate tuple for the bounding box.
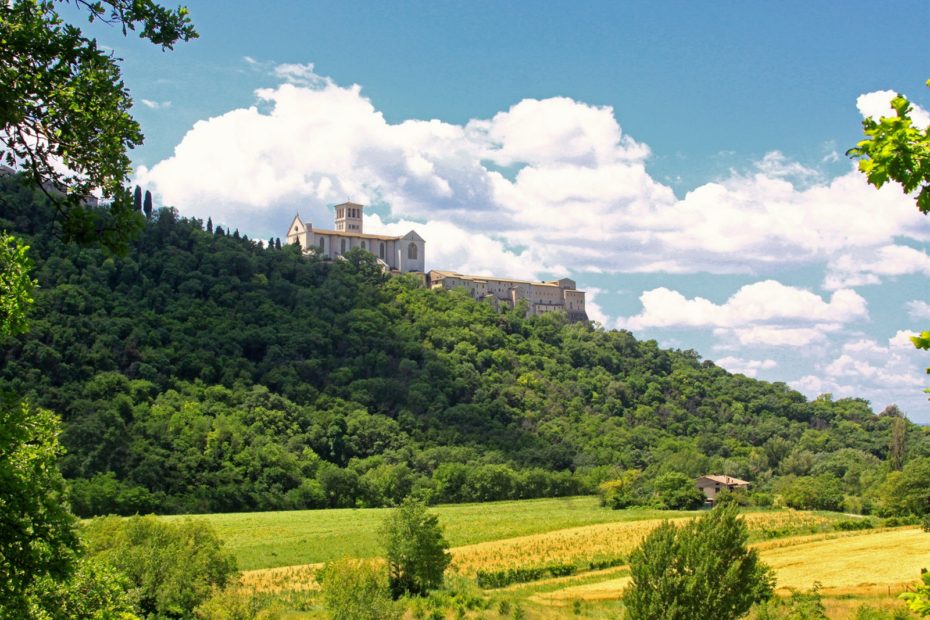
(287, 202, 425, 273)
(288, 202, 588, 322)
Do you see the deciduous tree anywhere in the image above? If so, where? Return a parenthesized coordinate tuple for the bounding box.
(624, 504, 774, 620)
(380, 497, 451, 598)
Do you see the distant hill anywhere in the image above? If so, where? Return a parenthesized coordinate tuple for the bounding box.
(1, 175, 926, 516)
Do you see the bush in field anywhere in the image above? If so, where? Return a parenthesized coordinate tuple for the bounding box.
(715, 488, 750, 507)
(194, 583, 286, 620)
(854, 605, 913, 620)
(755, 584, 827, 619)
(780, 475, 844, 511)
(652, 472, 705, 510)
(319, 558, 397, 620)
(624, 503, 774, 620)
(475, 563, 577, 588)
(83, 515, 237, 618)
(381, 497, 451, 598)
(598, 470, 642, 509)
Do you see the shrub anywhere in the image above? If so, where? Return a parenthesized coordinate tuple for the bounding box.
(834, 519, 874, 531)
(624, 504, 774, 620)
(755, 583, 827, 619)
(318, 558, 397, 620)
(883, 516, 919, 528)
(781, 475, 844, 511)
(715, 488, 750, 507)
(475, 563, 576, 588)
(598, 470, 642, 509)
(381, 497, 451, 598)
(855, 605, 912, 619)
(82, 515, 237, 618)
(652, 472, 705, 510)
(25, 557, 136, 620)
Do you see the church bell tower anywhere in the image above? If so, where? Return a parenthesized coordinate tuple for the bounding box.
(334, 201, 364, 233)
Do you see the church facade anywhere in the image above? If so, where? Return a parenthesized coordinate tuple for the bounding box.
(286, 202, 425, 273)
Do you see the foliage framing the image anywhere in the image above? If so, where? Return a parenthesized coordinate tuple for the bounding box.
(849, 81, 930, 214)
(82, 515, 237, 618)
(901, 570, 930, 616)
(624, 503, 774, 620)
(849, 80, 930, 395)
(0, 232, 36, 337)
(0, 0, 196, 251)
(0, 396, 80, 617)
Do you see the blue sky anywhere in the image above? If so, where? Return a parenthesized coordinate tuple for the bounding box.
(80, 1, 930, 420)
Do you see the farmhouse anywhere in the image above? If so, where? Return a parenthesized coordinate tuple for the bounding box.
(696, 475, 750, 504)
(286, 202, 425, 273)
(428, 270, 588, 322)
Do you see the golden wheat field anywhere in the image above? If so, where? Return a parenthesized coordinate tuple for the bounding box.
(524, 527, 929, 606)
(448, 509, 835, 576)
(240, 509, 841, 592)
(761, 526, 928, 592)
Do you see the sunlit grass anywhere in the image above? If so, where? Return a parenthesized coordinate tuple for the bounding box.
(163, 496, 697, 570)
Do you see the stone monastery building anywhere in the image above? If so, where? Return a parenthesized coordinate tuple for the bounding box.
(288, 202, 587, 321)
(429, 271, 588, 322)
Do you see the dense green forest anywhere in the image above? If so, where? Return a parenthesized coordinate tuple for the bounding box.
(2, 175, 928, 517)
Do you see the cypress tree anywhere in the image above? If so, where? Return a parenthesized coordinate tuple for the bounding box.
(206, 217, 213, 233)
(143, 190, 153, 218)
(275, 238, 281, 250)
(133, 185, 142, 212)
(215, 226, 224, 236)
(232, 229, 240, 240)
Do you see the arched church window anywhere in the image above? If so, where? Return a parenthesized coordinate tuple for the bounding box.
(408, 242, 418, 260)
(340, 238, 346, 254)
(379, 242, 385, 259)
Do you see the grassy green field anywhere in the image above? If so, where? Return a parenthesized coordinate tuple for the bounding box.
(164, 496, 700, 570)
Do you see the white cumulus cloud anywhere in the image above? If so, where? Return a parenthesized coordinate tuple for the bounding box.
(793, 334, 929, 409)
(824, 245, 930, 290)
(714, 356, 777, 378)
(907, 300, 930, 321)
(135, 64, 930, 276)
(619, 280, 866, 331)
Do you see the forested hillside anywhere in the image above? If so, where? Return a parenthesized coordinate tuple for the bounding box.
(2, 176, 928, 517)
